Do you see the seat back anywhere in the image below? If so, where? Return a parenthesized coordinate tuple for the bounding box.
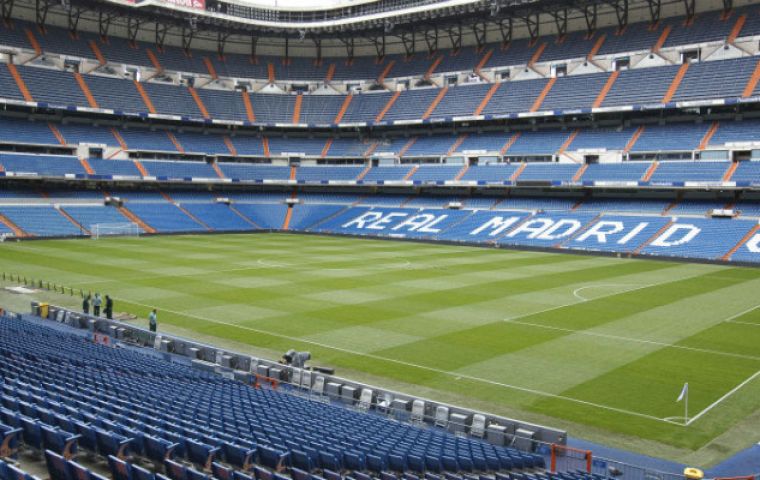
(20, 418, 42, 449)
(44, 450, 70, 480)
(131, 464, 156, 480)
(434, 406, 449, 428)
(67, 461, 91, 480)
(358, 389, 373, 410)
(144, 435, 177, 463)
(211, 463, 232, 480)
(107, 455, 131, 480)
(470, 414, 486, 438)
(164, 459, 187, 480)
(311, 376, 325, 396)
(411, 400, 425, 423)
(222, 442, 254, 470)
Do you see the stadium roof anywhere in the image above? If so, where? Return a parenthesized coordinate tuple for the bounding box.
(232, 0, 378, 11)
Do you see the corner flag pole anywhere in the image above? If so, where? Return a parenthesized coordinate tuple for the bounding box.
(677, 382, 689, 425)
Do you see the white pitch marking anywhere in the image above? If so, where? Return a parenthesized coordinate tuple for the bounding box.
(685, 369, 760, 426)
(726, 320, 760, 327)
(322, 259, 413, 272)
(503, 283, 657, 323)
(113, 296, 685, 426)
(572, 284, 642, 301)
(722, 304, 760, 326)
(256, 258, 292, 268)
(501, 319, 760, 362)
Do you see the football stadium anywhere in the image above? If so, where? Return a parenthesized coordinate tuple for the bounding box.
(0, 0, 759, 479)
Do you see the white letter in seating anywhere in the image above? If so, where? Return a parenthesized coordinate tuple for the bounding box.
(651, 224, 700, 247)
(418, 215, 449, 233)
(536, 219, 582, 240)
(342, 212, 382, 229)
(469, 216, 522, 237)
(576, 221, 624, 244)
(745, 233, 760, 253)
(367, 212, 409, 230)
(392, 214, 436, 232)
(506, 218, 554, 239)
(617, 222, 649, 245)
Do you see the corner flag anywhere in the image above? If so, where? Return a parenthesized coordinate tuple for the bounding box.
(677, 382, 688, 402)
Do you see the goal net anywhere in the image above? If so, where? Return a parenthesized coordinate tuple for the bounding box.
(91, 223, 141, 239)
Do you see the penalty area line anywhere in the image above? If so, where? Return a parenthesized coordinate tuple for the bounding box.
(722, 304, 760, 327)
(686, 369, 760, 426)
(114, 295, 685, 427)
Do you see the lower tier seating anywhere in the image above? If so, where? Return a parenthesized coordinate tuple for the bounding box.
(0, 190, 757, 263)
(0, 315, 544, 480)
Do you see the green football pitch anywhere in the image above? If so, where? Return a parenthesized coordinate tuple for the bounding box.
(1, 233, 759, 465)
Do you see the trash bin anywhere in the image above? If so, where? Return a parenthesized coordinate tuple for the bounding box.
(31, 302, 40, 316)
(684, 468, 704, 480)
(39, 303, 49, 318)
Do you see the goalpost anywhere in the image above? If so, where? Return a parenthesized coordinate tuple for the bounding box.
(90, 223, 141, 239)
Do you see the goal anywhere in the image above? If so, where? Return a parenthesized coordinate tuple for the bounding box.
(90, 223, 141, 239)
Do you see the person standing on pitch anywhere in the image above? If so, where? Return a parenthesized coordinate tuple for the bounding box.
(149, 309, 158, 332)
(93, 293, 102, 316)
(82, 294, 90, 315)
(104, 295, 113, 320)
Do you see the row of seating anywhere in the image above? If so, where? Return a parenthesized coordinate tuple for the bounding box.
(0, 6, 757, 82)
(3, 117, 760, 159)
(0, 458, 39, 480)
(2, 153, 758, 185)
(3, 189, 758, 215)
(3, 55, 760, 124)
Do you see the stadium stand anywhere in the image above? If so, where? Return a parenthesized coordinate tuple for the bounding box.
(4, 3, 760, 480)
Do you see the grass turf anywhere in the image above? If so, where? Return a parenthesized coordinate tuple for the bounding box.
(1, 232, 759, 464)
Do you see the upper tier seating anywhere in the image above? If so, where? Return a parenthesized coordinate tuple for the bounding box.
(671, 56, 759, 103)
(630, 123, 710, 152)
(648, 161, 730, 183)
(140, 160, 217, 178)
(0, 153, 85, 176)
(709, 119, 760, 146)
(411, 165, 463, 182)
(518, 163, 580, 182)
(362, 166, 414, 182)
(0, 6, 758, 86)
(0, 66, 29, 102)
(0, 116, 58, 145)
(601, 65, 680, 107)
(295, 166, 364, 182)
(582, 163, 650, 182)
(506, 131, 570, 156)
(15, 66, 89, 106)
(460, 164, 520, 183)
(1, 56, 759, 125)
(725, 160, 760, 184)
